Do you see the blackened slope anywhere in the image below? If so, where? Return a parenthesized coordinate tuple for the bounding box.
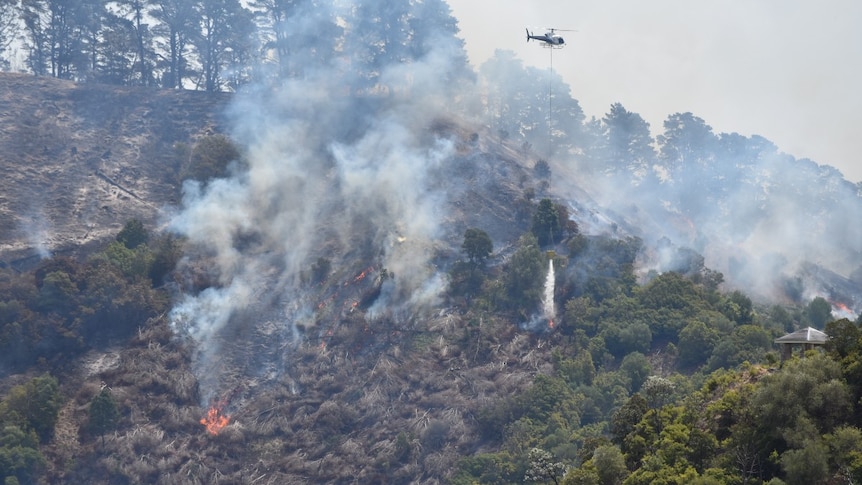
(0, 73, 232, 268)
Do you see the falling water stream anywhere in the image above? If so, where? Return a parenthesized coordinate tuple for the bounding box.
(543, 259, 555, 322)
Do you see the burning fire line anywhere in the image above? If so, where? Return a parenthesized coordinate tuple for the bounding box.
(200, 394, 236, 435)
(344, 266, 375, 286)
(830, 300, 856, 319)
(354, 266, 374, 282)
(201, 406, 230, 435)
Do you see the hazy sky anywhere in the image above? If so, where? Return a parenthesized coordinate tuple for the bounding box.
(447, 0, 862, 182)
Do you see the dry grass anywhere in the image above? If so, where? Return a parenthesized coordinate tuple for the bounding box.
(25, 296, 566, 485)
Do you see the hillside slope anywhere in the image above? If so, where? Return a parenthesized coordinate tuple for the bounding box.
(0, 73, 231, 270)
(0, 73, 565, 484)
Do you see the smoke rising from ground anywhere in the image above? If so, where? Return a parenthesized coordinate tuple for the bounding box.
(471, 42, 862, 314)
(167, 1, 472, 400)
(20, 209, 52, 260)
(556, 124, 862, 312)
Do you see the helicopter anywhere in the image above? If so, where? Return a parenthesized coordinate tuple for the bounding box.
(526, 28, 570, 48)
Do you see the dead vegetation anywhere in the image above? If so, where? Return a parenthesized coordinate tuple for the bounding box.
(28, 302, 567, 484)
(0, 73, 231, 270)
(0, 73, 568, 484)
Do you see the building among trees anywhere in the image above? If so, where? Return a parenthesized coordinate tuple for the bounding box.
(774, 326, 829, 361)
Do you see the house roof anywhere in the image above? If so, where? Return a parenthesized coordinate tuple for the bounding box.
(774, 327, 829, 345)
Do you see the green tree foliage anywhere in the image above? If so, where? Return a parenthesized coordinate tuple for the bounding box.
(477, 373, 580, 446)
(37, 270, 78, 314)
(562, 466, 600, 485)
(804, 296, 833, 329)
(0, 425, 44, 485)
(462, 228, 493, 267)
(780, 439, 829, 485)
(116, 219, 149, 249)
(611, 394, 648, 449)
(824, 318, 861, 358)
(148, 234, 184, 286)
(824, 425, 862, 484)
(601, 321, 652, 359)
(179, 134, 241, 183)
(532, 199, 563, 247)
(753, 354, 852, 448)
(149, 0, 198, 89)
(590, 444, 628, 485)
(0, 237, 167, 369)
(824, 319, 862, 419)
(594, 102, 655, 180)
(87, 387, 120, 445)
(96, 241, 154, 279)
(619, 353, 651, 393)
(656, 112, 718, 217)
(502, 233, 544, 314)
(452, 229, 862, 485)
(642, 376, 675, 411)
(193, 0, 256, 92)
(452, 451, 523, 485)
(718, 290, 754, 326)
(555, 350, 596, 387)
(635, 272, 707, 342)
(677, 320, 718, 368)
(450, 228, 493, 301)
(0, 375, 62, 443)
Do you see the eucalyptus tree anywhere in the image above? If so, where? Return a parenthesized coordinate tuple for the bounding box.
(149, 0, 199, 88)
(0, 0, 18, 69)
(247, 0, 296, 75)
(21, 0, 103, 78)
(345, 0, 411, 92)
(97, 9, 138, 84)
(111, 0, 157, 85)
(599, 102, 655, 179)
(250, 0, 341, 80)
(193, 0, 255, 91)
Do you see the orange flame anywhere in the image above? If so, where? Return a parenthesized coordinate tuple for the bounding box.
(354, 266, 374, 283)
(831, 301, 856, 318)
(200, 405, 230, 435)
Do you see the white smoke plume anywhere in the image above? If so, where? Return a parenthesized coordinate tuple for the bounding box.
(166, 1, 472, 399)
(472, 48, 862, 312)
(556, 130, 862, 311)
(20, 209, 52, 260)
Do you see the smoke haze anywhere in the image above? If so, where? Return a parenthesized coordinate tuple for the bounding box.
(165, 1, 862, 402)
(448, 0, 862, 183)
(167, 0, 473, 400)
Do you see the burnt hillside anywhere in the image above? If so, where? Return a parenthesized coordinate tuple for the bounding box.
(0, 73, 232, 270)
(0, 73, 577, 485)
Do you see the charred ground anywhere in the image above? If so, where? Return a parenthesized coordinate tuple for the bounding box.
(2, 73, 861, 485)
(0, 74, 574, 484)
(0, 73, 231, 270)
